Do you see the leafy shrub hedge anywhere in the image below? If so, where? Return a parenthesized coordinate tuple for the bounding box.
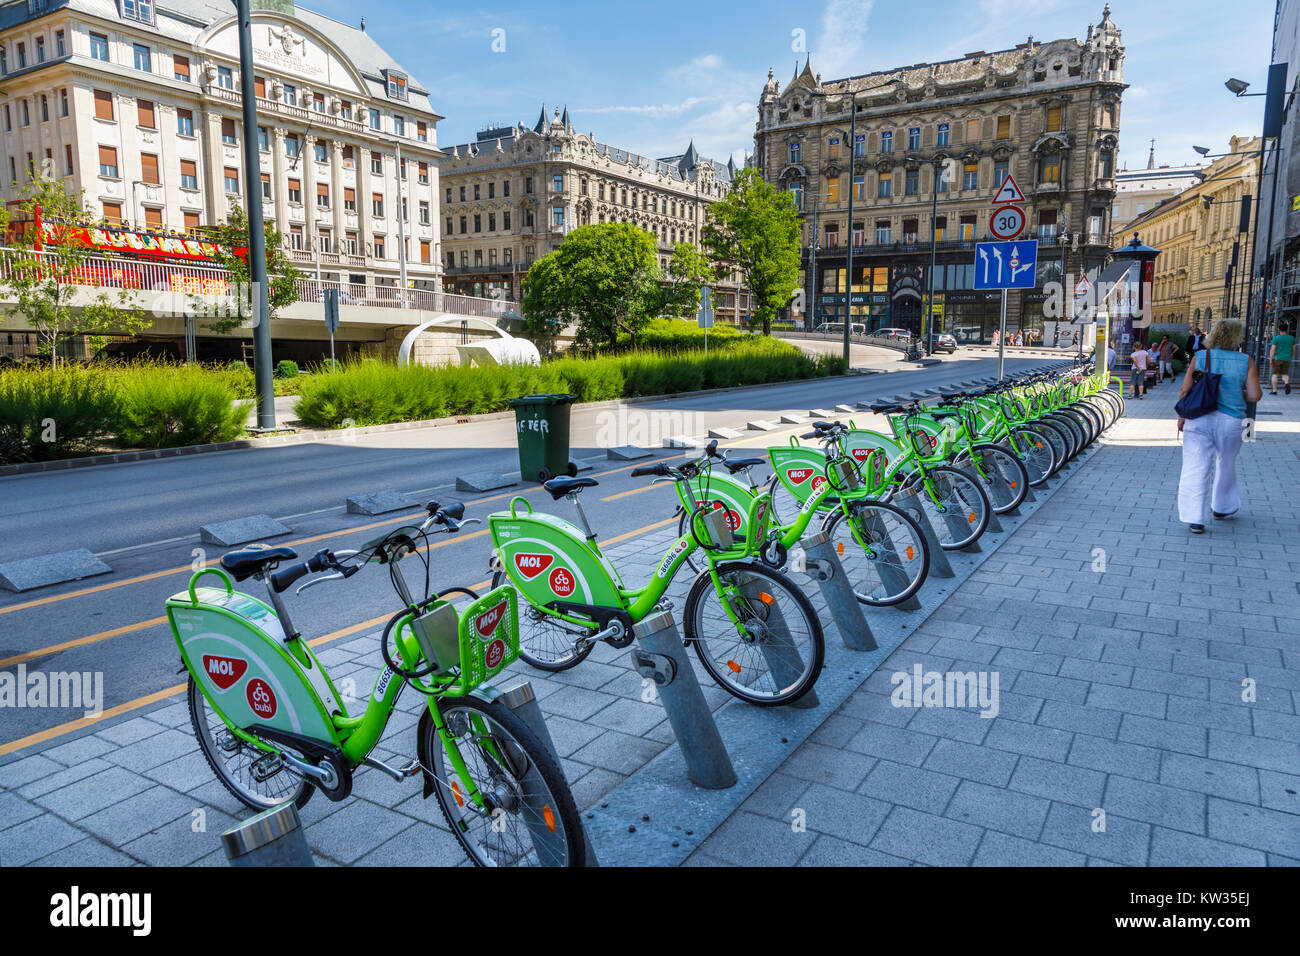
(0, 362, 247, 463)
(275, 360, 300, 378)
(295, 340, 845, 428)
(615, 318, 745, 354)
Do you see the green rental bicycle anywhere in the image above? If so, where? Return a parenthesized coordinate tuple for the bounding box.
(676, 434, 931, 607)
(488, 465, 824, 706)
(168, 501, 585, 867)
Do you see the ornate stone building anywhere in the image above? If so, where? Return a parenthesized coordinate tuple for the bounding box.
(755, 6, 1126, 344)
(0, 0, 443, 299)
(439, 107, 750, 326)
(1121, 136, 1262, 335)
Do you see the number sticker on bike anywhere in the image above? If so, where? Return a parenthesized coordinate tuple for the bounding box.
(474, 598, 510, 640)
(245, 678, 278, 719)
(513, 552, 555, 580)
(786, 467, 814, 485)
(548, 567, 576, 597)
(202, 654, 247, 691)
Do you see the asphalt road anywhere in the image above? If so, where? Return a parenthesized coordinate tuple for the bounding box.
(0, 354, 1059, 747)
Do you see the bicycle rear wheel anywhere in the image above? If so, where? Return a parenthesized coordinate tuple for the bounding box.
(684, 562, 824, 706)
(188, 678, 313, 812)
(821, 500, 930, 606)
(908, 464, 991, 551)
(1011, 426, 1056, 486)
(968, 443, 1030, 514)
(493, 570, 595, 672)
(426, 695, 585, 867)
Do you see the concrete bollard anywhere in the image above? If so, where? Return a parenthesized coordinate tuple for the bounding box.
(795, 531, 878, 651)
(222, 802, 314, 867)
(495, 681, 600, 867)
(888, 485, 954, 579)
(734, 571, 820, 709)
(631, 610, 737, 790)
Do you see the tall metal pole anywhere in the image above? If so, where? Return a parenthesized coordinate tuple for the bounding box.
(926, 159, 940, 355)
(997, 289, 1008, 380)
(235, 0, 274, 429)
(395, 142, 408, 308)
(1254, 138, 1282, 362)
(843, 90, 856, 364)
(809, 197, 818, 332)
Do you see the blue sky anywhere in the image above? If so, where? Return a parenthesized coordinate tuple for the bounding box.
(308, 0, 1275, 170)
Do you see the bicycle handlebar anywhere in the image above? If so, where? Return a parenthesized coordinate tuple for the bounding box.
(271, 549, 335, 593)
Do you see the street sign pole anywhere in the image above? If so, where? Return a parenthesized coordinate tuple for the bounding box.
(997, 288, 1008, 381)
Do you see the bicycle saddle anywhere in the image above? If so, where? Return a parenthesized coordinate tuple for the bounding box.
(725, 457, 765, 474)
(543, 476, 599, 500)
(221, 545, 299, 581)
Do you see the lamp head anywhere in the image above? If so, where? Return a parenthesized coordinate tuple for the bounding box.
(1224, 78, 1250, 95)
(1192, 145, 1210, 157)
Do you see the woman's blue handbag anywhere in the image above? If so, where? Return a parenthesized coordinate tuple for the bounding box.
(1175, 348, 1221, 420)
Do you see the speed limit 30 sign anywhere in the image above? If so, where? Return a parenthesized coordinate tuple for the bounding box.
(989, 205, 1026, 241)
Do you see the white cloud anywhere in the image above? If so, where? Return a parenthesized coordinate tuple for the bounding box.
(815, 0, 875, 79)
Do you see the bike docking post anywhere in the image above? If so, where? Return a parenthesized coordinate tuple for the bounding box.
(856, 506, 923, 610)
(734, 570, 820, 709)
(887, 485, 955, 579)
(221, 802, 315, 867)
(630, 610, 737, 790)
(494, 681, 600, 867)
(477, 681, 586, 867)
(793, 531, 878, 652)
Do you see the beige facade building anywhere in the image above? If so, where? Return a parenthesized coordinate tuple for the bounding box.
(1120, 136, 1261, 335)
(755, 6, 1127, 345)
(0, 0, 443, 300)
(439, 108, 751, 326)
(1110, 145, 1204, 237)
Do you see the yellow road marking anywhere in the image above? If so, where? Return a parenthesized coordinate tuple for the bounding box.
(600, 483, 670, 502)
(0, 617, 169, 669)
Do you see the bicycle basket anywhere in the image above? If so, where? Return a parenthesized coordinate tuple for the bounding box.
(827, 456, 862, 492)
(454, 585, 520, 695)
(695, 504, 733, 550)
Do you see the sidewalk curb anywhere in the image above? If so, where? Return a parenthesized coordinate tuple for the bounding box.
(0, 373, 860, 479)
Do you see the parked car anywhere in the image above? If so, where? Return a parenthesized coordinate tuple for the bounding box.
(875, 327, 913, 342)
(934, 333, 958, 353)
(813, 322, 866, 336)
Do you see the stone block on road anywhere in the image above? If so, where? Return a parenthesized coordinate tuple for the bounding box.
(708, 427, 743, 440)
(607, 445, 652, 461)
(662, 435, 700, 449)
(780, 415, 806, 424)
(455, 472, 518, 493)
(809, 408, 833, 418)
(746, 420, 778, 431)
(198, 515, 290, 548)
(0, 549, 112, 592)
(346, 490, 418, 516)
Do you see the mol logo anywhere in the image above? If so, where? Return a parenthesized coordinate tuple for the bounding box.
(246, 678, 277, 719)
(786, 467, 814, 485)
(549, 566, 576, 598)
(513, 552, 554, 580)
(474, 599, 509, 640)
(851, 448, 887, 469)
(202, 654, 248, 691)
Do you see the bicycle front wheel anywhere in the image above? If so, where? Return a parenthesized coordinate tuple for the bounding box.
(426, 695, 585, 867)
(684, 562, 824, 706)
(822, 500, 930, 606)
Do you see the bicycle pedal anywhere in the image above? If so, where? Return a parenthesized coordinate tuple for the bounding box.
(250, 751, 285, 782)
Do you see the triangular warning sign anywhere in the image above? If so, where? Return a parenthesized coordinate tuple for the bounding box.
(1075, 275, 1092, 297)
(991, 174, 1026, 205)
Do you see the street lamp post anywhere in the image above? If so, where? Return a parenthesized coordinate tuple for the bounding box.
(395, 141, 409, 309)
(925, 157, 944, 355)
(843, 89, 857, 366)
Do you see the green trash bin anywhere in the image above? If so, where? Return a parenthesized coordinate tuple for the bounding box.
(509, 394, 578, 483)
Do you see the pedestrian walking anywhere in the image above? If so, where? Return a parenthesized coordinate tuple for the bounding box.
(992, 329, 1001, 348)
(1130, 341, 1150, 399)
(1177, 317, 1263, 534)
(1187, 326, 1207, 354)
(1155, 334, 1181, 383)
(1268, 320, 1294, 396)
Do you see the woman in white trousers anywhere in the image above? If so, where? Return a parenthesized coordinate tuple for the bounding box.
(1176, 318, 1262, 533)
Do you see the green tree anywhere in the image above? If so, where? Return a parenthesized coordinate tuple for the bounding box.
(520, 222, 661, 351)
(0, 175, 150, 365)
(702, 167, 803, 336)
(192, 204, 302, 336)
(657, 242, 714, 320)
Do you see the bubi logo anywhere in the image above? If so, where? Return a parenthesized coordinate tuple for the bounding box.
(549, 566, 576, 598)
(474, 599, 509, 640)
(514, 552, 554, 580)
(202, 654, 248, 691)
(484, 638, 507, 670)
(810, 475, 827, 496)
(786, 468, 814, 485)
(695, 500, 742, 530)
(246, 678, 278, 719)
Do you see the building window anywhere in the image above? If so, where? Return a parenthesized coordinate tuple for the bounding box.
(525, 177, 534, 195)
(966, 118, 980, 141)
(16, 42, 25, 69)
(342, 146, 354, 168)
(788, 184, 802, 210)
(40, 96, 48, 122)
(176, 108, 193, 136)
(932, 123, 949, 150)
(373, 235, 386, 258)
(344, 187, 356, 212)
(503, 180, 511, 198)
(280, 82, 295, 104)
(372, 194, 384, 217)
(257, 126, 269, 151)
(289, 225, 303, 250)
(386, 72, 407, 99)
(934, 215, 946, 241)
(1037, 208, 1058, 240)
(174, 54, 190, 81)
(963, 162, 978, 190)
(90, 33, 109, 61)
(224, 166, 239, 195)
(122, 0, 154, 23)
(553, 174, 563, 193)
(261, 173, 271, 201)
(339, 100, 352, 120)
(56, 30, 65, 57)
(996, 115, 1011, 140)
(1102, 104, 1115, 128)
(1098, 150, 1114, 180)
(503, 211, 511, 229)
(140, 152, 159, 184)
(285, 135, 300, 159)
(218, 66, 234, 89)
(474, 214, 482, 232)
(789, 142, 800, 164)
(371, 155, 383, 175)
(1039, 154, 1061, 184)
(907, 127, 920, 150)
(823, 223, 839, 248)
(286, 178, 301, 203)
(133, 43, 151, 72)
(313, 93, 325, 113)
(36, 37, 45, 63)
(417, 120, 427, 142)
(875, 220, 891, 244)
(93, 89, 114, 121)
(993, 160, 1008, 187)
(102, 201, 123, 223)
(313, 141, 327, 163)
(904, 168, 920, 195)
(316, 183, 329, 209)
(880, 131, 893, 153)
(98, 145, 119, 178)
(553, 206, 565, 227)
(20, 100, 29, 126)
(420, 201, 430, 225)
(64, 144, 72, 175)
(393, 115, 405, 136)
(180, 159, 198, 191)
(370, 111, 382, 131)
(221, 117, 237, 145)
(418, 162, 428, 184)
(960, 214, 976, 241)
(877, 171, 891, 198)
(853, 134, 866, 158)
(826, 176, 840, 203)
(1046, 106, 1062, 131)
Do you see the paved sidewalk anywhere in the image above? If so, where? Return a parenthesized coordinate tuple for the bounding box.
(688, 388, 1300, 866)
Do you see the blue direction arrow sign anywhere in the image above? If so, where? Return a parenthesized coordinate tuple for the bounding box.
(974, 240, 1038, 290)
